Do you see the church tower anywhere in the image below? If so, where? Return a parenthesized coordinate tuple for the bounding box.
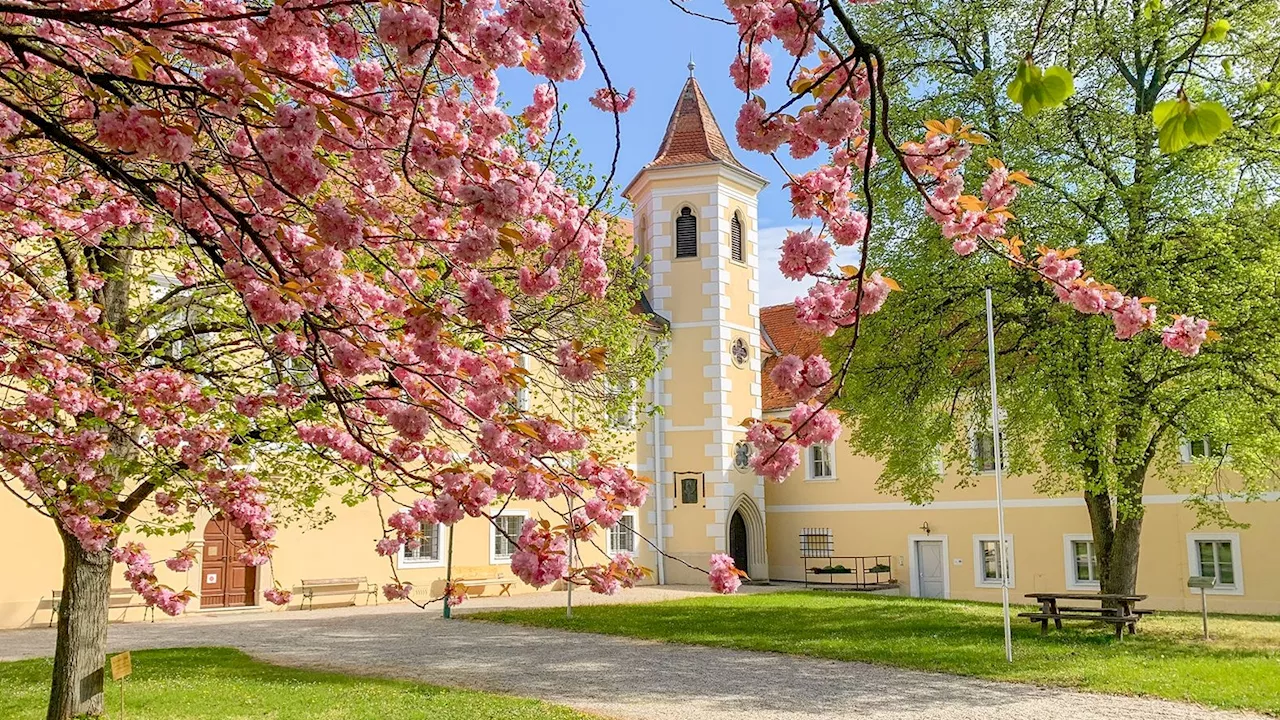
(626, 67, 770, 584)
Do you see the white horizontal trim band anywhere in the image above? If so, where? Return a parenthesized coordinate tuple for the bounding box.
(766, 493, 1280, 514)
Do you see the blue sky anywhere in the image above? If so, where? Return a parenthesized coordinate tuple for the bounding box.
(499, 2, 823, 306)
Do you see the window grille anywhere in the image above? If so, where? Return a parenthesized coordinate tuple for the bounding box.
(800, 528, 834, 558)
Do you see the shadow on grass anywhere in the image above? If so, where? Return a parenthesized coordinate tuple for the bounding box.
(471, 591, 1280, 715)
(0, 647, 594, 720)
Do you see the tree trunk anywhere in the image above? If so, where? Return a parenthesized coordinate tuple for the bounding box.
(1103, 513, 1144, 596)
(46, 527, 113, 720)
(1084, 489, 1146, 598)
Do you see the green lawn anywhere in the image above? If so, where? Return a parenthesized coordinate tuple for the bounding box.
(0, 647, 597, 720)
(473, 591, 1280, 715)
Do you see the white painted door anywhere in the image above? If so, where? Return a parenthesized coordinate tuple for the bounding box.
(916, 541, 945, 599)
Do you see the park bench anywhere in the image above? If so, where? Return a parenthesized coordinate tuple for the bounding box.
(298, 577, 378, 610)
(1018, 592, 1149, 640)
(49, 588, 154, 627)
(453, 576, 515, 597)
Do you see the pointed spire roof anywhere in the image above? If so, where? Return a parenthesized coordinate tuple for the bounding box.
(646, 76, 749, 172)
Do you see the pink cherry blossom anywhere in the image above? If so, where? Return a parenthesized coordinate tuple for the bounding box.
(779, 229, 833, 280)
(708, 553, 743, 594)
(1113, 297, 1158, 340)
(589, 87, 636, 113)
(1162, 316, 1212, 357)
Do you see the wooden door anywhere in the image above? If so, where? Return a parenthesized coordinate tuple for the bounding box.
(201, 517, 257, 609)
(915, 540, 945, 599)
(729, 510, 749, 576)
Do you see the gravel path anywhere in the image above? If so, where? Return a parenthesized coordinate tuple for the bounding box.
(0, 587, 1265, 720)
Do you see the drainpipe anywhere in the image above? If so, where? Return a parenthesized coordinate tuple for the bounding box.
(652, 359, 667, 585)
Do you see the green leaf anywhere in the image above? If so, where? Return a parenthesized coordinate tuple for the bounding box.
(1142, 0, 1162, 19)
(1006, 58, 1075, 117)
(1153, 97, 1233, 154)
(1206, 19, 1231, 43)
(1267, 114, 1280, 135)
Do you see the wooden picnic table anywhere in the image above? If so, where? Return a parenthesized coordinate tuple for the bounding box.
(1019, 592, 1150, 640)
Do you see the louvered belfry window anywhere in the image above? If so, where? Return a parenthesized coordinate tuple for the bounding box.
(731, 213, 744, 263)
(675, 206, 697, 258)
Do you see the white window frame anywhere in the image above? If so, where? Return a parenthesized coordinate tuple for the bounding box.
(515, 354, 531, 412)
(972, 534, 1015, 588)
(489, 511, 530, 565)
(397, 521, 446, 569)
(607, 379, 636, 429)
(969, 428, 998, 474)
(1186, 532, 1243, 595)
(606, 512, 638, 556)
(1180, 437, 1230, 464)
(805, 443, 836, 481)
(1062, 534, 1100, 590)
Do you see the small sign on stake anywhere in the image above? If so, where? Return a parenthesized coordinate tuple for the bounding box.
(110, 651, 132, 719)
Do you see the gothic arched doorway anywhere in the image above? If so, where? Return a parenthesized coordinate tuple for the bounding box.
(200, 516, 258, 609)
(729, 510, 749, 576)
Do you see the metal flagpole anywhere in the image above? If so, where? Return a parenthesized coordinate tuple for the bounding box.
(985, 288, 1013, 663)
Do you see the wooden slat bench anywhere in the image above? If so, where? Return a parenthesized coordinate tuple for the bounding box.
(454, 577, 514, 597)
(297, 577, 378, 610)
(49, 588, 154, 627)
(1018, 592, 1149, 640)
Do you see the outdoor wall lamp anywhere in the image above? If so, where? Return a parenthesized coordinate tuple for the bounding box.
(919, 522, 931, 535)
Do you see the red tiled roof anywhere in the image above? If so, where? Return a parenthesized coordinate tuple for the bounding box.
(759, 303, 823, 412)
(647, 77, 748, 172)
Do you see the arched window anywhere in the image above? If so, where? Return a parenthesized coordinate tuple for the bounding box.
(675, 206, 697, 258)
(730, 212, 744, 263)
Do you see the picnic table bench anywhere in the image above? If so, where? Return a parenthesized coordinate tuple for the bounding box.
(49, 588, 154, 627)
(298, 577, 378, 610)
(1018, 592, 1151, 640)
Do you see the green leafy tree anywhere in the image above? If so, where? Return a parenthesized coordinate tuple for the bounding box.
(830, 0, 1280, 595)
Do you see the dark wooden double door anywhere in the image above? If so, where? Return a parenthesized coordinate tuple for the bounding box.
(200, 516, 257, 609)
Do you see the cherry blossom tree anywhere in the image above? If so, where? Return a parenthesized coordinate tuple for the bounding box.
(705, 0, 1214, 480)
(0, 2, 667, 716)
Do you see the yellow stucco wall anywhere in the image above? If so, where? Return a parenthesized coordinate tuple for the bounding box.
(0, 489, 656, 628)
(764, 426, 1280, 614)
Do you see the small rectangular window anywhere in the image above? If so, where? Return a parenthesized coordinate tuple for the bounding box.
(1197, 539, 1235, 586)
(808, 444, 834, 480)
(608, 514, 636, 555)
(1072, 540, 1096, 583)
(402, 522, 442, 565)
(800, 528, 833, 558)
(974, 535, 1013, 586)
(680, 475, 700, 504)
(972, 431, 997, 472)
(514, 354, 531, 412)
(492, 514, 525, 560)
(1182, 437, 1228, 463)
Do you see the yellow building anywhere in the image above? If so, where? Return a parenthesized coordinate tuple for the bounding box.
(1, 73, 1276, 630)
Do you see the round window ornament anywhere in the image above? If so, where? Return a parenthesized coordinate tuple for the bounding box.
(733, 441, 753, 472)
(731, 337, 749, 367)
